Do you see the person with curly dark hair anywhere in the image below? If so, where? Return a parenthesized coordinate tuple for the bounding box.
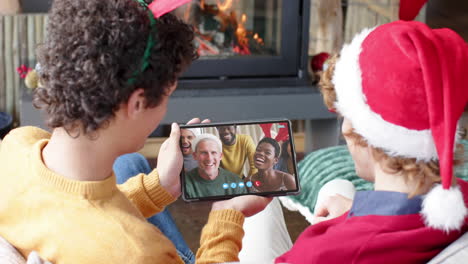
(0, 0, 271, 263)
(244, 137, 296, 193)
(34, 0, 196, 136)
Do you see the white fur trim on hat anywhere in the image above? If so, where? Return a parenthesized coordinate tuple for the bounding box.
(421, 184, 467, 232)
(185, 128, 201, 137)
(332, 27, 438, 161)
(192, 134, 222, 153)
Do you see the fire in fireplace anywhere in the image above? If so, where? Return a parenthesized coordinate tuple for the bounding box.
(177, 0, 280, 57)
(173, 0, 309, 87)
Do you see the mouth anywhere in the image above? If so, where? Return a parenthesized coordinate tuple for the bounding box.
(254, 156, 265, 166)
(181, 145, 191, 152)
(203, 163, 215, 168)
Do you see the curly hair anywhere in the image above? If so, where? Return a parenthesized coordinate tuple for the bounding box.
(318, 54, 464, 197)
(34, 0, 197, 136)
(258, 137, 281, 158)
(318, 54, 339, 112)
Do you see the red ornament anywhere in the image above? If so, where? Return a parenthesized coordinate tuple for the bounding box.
(16, 65, 32, 79)
(310, 52, 330, 72)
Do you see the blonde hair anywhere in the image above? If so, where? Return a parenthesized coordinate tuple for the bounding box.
(318, 54, 464, 197)
(318, 54, 339, 112)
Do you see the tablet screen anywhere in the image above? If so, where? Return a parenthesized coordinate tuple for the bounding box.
(180, 120, 299, 201)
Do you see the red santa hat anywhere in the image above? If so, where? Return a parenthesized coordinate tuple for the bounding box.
(191, 134, 223, 153)
(399, 0, 428, 21)
(332, 20, 468, 231)
(185, 128, 201, 137)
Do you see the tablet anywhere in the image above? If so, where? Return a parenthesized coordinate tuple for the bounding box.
(180, 119, 300, 202)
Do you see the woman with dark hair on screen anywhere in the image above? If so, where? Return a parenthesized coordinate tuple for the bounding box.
(245, 137, 296, 192)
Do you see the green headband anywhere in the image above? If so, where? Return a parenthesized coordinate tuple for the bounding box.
(127, 0, 157, 85)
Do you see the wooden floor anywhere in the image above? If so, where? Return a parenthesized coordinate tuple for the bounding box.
(167, 198, 310, 253)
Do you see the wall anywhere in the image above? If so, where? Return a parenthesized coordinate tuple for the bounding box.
(0, 14, 48, 125)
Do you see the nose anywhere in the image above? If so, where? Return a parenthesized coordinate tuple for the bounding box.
(203, 152, 214, 161)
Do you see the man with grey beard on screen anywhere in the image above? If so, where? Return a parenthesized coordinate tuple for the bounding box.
(185, 134, 247, 198)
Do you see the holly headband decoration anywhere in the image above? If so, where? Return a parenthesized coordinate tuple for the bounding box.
(127, 0, 192, 85)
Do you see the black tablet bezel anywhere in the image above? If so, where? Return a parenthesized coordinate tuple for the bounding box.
(180, 119, 300, 202)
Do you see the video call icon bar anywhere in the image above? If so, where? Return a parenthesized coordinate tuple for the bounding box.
(222, 181, 260, 190)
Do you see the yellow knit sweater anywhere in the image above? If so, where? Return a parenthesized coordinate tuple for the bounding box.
(0, 127, 244, 264)
(221, 134, 258, 178)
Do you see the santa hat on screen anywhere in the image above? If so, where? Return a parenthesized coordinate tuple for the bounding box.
(185, 128, 201, 137)
(191, 134, 222, 153)
(333, 20, 468, 231)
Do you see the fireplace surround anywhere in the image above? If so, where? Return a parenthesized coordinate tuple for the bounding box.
(19, 0, 338, 151)
(160, 0, 334, 126)
(176, 0, 307, 87)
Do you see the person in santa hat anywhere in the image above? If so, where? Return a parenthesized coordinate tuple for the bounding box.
(233, 20, 468, 264)
(275, 19, 468, 264)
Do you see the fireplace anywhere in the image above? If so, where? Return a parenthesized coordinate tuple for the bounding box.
(20, 0, 337, 146)
(173, 0, 310, 88)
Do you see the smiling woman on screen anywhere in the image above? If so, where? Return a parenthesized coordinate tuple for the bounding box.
(245, 137, 296, 193)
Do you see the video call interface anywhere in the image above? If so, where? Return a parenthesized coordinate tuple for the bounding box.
(181, 121, 298, 200)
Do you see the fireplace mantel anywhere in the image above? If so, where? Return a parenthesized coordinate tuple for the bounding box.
(167, 85, 333, 121)
(21, 85, 333, 126)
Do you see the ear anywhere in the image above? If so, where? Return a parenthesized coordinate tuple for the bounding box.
(219, 152, 223, 160)
(192, 151, 198, 160)
(274, 157, 279, 165)
(126, 88, 146, 119)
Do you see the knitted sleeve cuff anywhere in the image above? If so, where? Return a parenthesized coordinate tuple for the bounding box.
(208, 209, 245, 225)
(196, 209, 245, 264)
(143, 169, 176, 209)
